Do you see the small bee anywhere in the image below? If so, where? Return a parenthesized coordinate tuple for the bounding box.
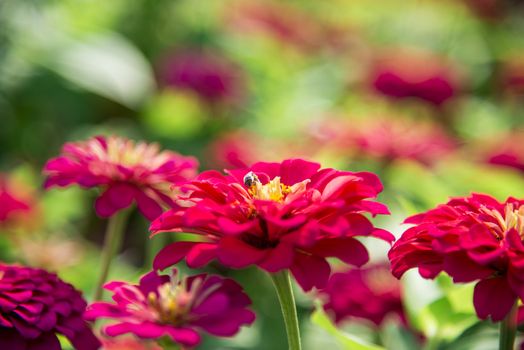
(243, 171, 260, 188)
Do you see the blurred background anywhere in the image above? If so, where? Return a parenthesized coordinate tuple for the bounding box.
(1, 0, 524, 349)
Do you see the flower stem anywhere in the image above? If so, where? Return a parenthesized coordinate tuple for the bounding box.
(499, 301, 518, 350)
(94, 209, 130, 300)
(270, 270, 302, 350)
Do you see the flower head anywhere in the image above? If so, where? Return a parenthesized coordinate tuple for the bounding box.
(312, 117, 456, 166)
(43, 135, 198, 220)
(0, 176, 34, 228)
(320, 263, 406, 327)
(85, 269, 255, 347)
(0, 263, 100, 350)
(370, 48, 462, 106)
(159, 50, 245, 106)
(483, 131, 524, 174)
(151, 159, 392, 291)
(389, 193, 524, 321)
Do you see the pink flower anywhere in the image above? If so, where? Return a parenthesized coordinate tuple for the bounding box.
(0, 176, 34, 227)
(370, 48, 462, 106)
(151, 159, 392, 291)
(389, 193, 524, 321)
(100, 336, 162, 350)
(320, 263, 406, 327)
(85, 269, 255, 347)
(43, 135, 198, 220)
(159, 50, 245, 106)
(312, 117, 456, 166)
(0, 263, 100, 350)
(484, 131, 524, 174)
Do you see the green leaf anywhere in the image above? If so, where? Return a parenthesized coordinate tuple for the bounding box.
(310, 307, 385, 350)
(48, 34, 154, 108)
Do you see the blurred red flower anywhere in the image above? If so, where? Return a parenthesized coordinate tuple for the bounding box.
(320, 263, 406, 327)
(389, 193, 524, 321)
(159, 50, 245, 106)
(0, 264, 100, 350)
(151, 159, 392, 291)
(370, 48, 462, 106)
(43, 135, 198, 220)
(0, 176, 33, 227)
(85, 269, 255, 348)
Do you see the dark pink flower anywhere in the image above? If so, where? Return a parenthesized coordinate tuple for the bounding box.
(389, 193, 524, 321)
(159, 50, 245, 106)
(485, 131, 524, 174)
(0, 263, 100, 350)
(0, 176, 34, 227)
(320, 263, 406, 327)
(151, 159, 392, 291)
(43, 135, 198, 220)
(85, 269, 255, 347)
(370, 48, 462, 106)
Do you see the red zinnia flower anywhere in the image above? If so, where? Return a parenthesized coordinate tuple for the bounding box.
(85, 269, 255, 348)
(43, 135, 198, 220)
(389, 193, 524, 321)
(370, 48, 462, 106)
(0, 263, 100, 350)
(151, 159, 392, 291)
(320, 263, 406, 327)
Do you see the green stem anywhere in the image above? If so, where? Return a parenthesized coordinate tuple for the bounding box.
(499, 301, 518, 350)
(94, 209, 130, 300)
(270, 270, 302, 350)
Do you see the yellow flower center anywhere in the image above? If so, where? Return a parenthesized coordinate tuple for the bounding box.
(482, 203, 524, 240)
(147, 282, 192, 324)
(244, 172, 292, 202)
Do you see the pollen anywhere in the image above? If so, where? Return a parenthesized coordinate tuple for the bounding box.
(248, 176, 292, 202)
(482, 203, 524, 240)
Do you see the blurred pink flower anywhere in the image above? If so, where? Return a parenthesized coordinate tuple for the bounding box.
(43, 135, 198, 220)
(151, 159, 392, 291)
(100, 336, 162, 350)
(85, 269, 255, 347)
(320, 263, 406, 327)
(481, 131, 524, 174)
(313, 117, 456, 166)
(159, 50, 245, 106)
(207, 130, 316, 169)
(0, 263, 100, 350)
(0, 176, 34, 228)
(389, 193, 524, 321)
(370, 48, 462, 106)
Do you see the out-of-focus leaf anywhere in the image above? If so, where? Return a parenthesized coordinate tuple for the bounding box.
(439, 321, 499, 350)
(143, 91, 206, 138)
(311, 307, 385, 350)
(380, 322, 420, 350)
(49, 34, 154, 108)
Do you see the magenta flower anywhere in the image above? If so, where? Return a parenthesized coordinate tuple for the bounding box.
(85, 269, 255, 347)
(320, 263, 406, 327)
(370, 48, 461, 106)
(151, 159, 392, 291)
(159, 50, 245, 106)
(43, 135, 198, 220)
(0, 263, 100, 350)
(483, 131, 524, 174)
(389, 194, 524, 321)
(0, 176, 33, 227)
